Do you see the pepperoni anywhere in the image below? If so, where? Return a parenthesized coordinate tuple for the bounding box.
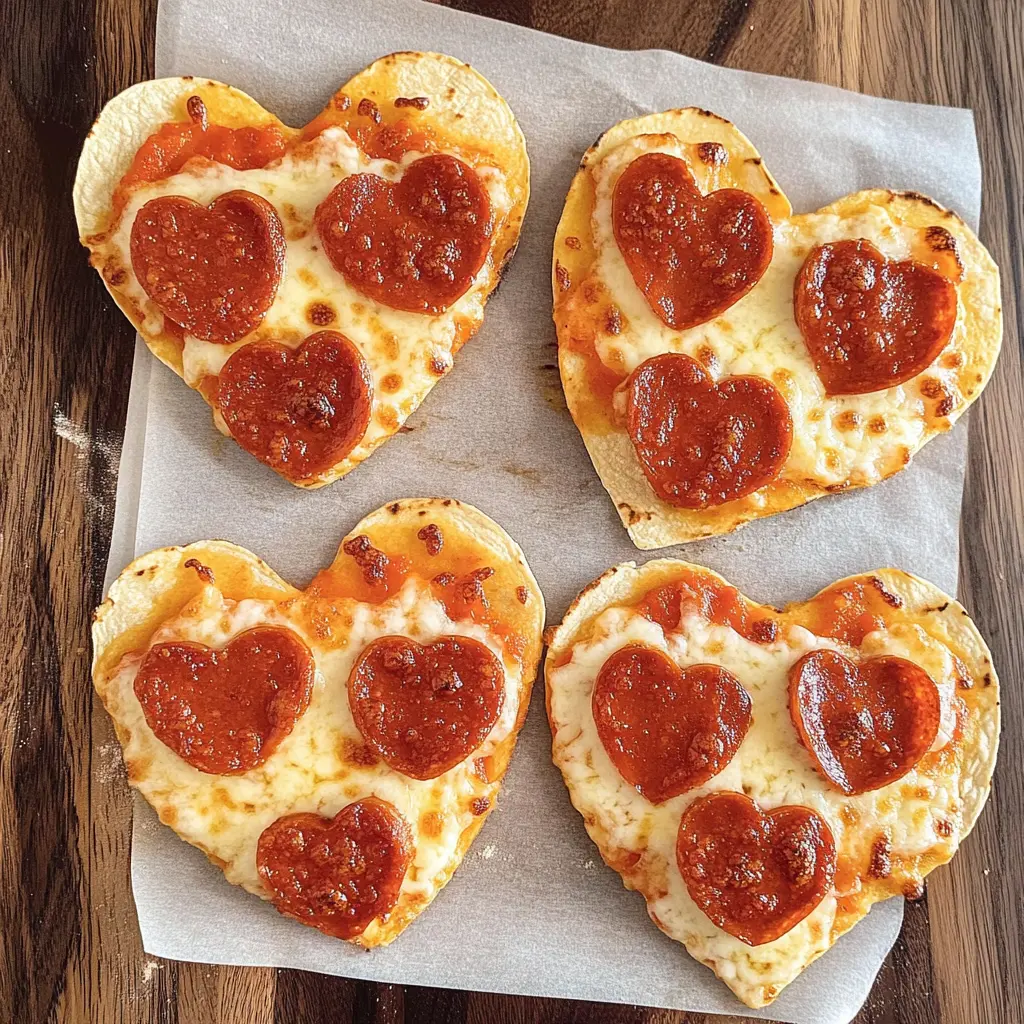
(613, 152, 773, 330)
(593, 645, 751, 803)
(348, 636, 504, 779)
(794, 239, 957, 395)
(315, 154, 493, 314)
(216, 331, 373, 481)
(130, 189, 285, 343)
(789, 650, 940, 794)
(676, 792, 836, 946)
(627, 353, 792, 508)
(257, 798, 412, 940)
(134, 627, 314, 774)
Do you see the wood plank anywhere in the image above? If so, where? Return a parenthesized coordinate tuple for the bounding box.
(2, 0, 156, 1019)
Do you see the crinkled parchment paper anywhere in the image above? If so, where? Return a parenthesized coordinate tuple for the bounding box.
(101, 0, 982, 1018)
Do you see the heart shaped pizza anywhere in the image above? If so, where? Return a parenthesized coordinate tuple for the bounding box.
(546, 559, 998, 1007)
(75, 53, 528, 487)
(553, 109, 1002, 547)
(92, 499, 544, 945)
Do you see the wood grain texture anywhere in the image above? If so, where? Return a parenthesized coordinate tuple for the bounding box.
(1, 0, 1019, 1022)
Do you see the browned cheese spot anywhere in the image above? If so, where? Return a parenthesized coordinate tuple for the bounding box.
(868, 833, 892, 878)
(417, 523, 443, 556)
(555, 261, 571, 292)
(357, 97, 382, 124)
(419, 810, 445, 838)
(697, 141, 728, 166)
(186, 94, 208, 129)
(516, 585, 529, 605)
(749, 618, 778, 644)
(835, 409, 861, 431)
(771, 367, 795, 400)
(869, 576, 903, 608)
(869, 415, 888, 434)
(698, 345, 720, 375)
(394, 96, 430, 110)
(183, 558, 215, 584)
(343, 534, 389, 585)
(923, 225, 965, 281)
(377, 332, 399, 360)
(306, 302, 336, 327)
(458, 567, 495, 608)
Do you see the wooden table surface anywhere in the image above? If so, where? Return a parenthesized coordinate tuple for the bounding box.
(2, 0, 1021, 1021)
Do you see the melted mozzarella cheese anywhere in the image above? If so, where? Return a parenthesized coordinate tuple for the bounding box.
(548, 603, 960, 1002)
(589, 137, 964, 488)
(106, 127, 512, 453)
(107, 577, 520, 903)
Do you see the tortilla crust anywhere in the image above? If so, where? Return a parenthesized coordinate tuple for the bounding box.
(92, 498, 545, 947)
(75, 54, 529, 487)
(545, 558, 999, 1005)
(553, 110, 1002, 549)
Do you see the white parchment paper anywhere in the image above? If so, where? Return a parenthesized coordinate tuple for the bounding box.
(101, 0, 983, 1018)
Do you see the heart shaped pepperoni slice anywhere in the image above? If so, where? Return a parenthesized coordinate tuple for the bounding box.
(794, 239, 957, 394)
(789, 649, 940, 794)
(130, 189, 286, 343)
(613, 152, 773, 330)
(349, 635, 504, 780)
(676, 792, 836, 946)
(315, 154, 493, 314)
(134, 626, 314, 774)
(593, 644, 751, 803)
(627, 353, 793, 508)
(257, 797, 412, 940)
(216, 330, 373, 482)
